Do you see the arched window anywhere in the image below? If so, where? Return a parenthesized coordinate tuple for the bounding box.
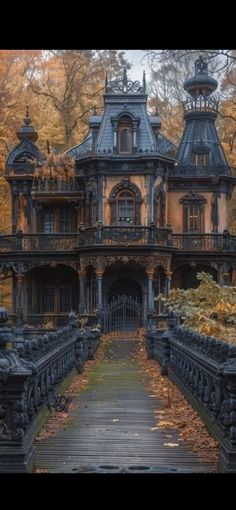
(117, 190, 135, 225)
(118, 116, 132, 154)
(180, 192, 206, 233)
(154, 186, 166, 227)
(109, 180, 142, 225)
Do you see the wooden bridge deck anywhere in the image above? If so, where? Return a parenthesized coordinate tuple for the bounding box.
(35, 339, 216, 473)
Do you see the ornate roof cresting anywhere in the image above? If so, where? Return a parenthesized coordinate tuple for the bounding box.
(105, 68, 146, 95)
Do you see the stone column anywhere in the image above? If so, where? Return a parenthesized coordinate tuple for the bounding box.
(147, 174, 154, 224)
(96, 269, 104, 311)
(142, 288, 148, 326)
(79, 271, 86, 313)
(98, 175, 103, 223)
(165, 271, 172, 296)
(147, 269, 155, 312)
(15, 273, 25, 326)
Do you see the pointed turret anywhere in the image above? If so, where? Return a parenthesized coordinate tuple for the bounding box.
(175, 55, 228, 172)
(16, 107, 38, 143)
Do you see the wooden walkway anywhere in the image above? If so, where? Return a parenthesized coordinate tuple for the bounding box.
(35, 338, 216, 473)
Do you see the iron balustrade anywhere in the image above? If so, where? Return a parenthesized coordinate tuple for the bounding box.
(5, 163, 36, 175)
(79, 225, 173, 246)
(0, 230, 236, 252)
(147, 323, 236, 472)
(32, 178, 79, 193)
(169, 164, 235, 177)
(0, 317, 101, 472)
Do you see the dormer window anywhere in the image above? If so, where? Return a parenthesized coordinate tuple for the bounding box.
(193, 153, 208, 166)
(118, 116, 132, 154)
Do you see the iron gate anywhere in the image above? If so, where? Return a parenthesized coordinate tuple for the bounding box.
(102, 295, 142, 333)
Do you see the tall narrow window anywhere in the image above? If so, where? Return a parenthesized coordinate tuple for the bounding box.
(43, 208, 54, 233)
(118, 116, 132, 154)
(59, 286, 71, 312)
(154, 187, 166, 227)
(117, 190, 135, 225)
(59, 208, 70, 233)
(181, 193, 206, 233)
(43, 287, 55, 312)
(189, 203, 200, 232)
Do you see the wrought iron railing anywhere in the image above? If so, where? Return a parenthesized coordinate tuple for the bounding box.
(0, 316, 101, 472)
(0, 230, 236, 252)
(0, 233, 78, 252)
(5, 163, 36, 176)
(26, 314, 69, 327)
(172, 233, 235, 251)
(32, 178, 80, 193)
(168, 164, 235, 177)
(147, 323, 236, 472)
(79, 225, 172, 246)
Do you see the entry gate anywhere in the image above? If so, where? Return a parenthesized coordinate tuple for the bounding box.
(102, 295, 141, 333)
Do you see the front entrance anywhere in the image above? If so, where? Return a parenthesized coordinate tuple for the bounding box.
(102, 294, 141, 333)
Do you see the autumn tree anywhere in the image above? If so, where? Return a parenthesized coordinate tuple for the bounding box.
(28, 50, 130, 150)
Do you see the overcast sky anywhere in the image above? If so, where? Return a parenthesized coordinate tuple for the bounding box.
(122, 50, 152, 82)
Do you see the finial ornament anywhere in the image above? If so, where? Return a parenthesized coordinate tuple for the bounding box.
(195, 55, 208, 75)
(143, 70, 146, 93)
(105, 71, 108, 92)
(26, 105, 29, 118)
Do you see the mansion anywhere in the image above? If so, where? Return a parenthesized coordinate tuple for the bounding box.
(1, 56, 236, 330)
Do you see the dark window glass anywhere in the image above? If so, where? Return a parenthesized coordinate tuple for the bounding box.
(43, 287, 55, 312)
(43, 208, 54, 233)
(59, 208, 70, 233)
(192, 153, 208, 166)
(119, 128, 132, 153)
(189, 203, 200, 232)
(59, 286, 71, 312)
(117, 190, 135, 225)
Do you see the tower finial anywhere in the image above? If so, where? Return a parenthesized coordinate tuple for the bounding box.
(143, 70, 146, 93)
(26, 105, 29, 118)
(105, 71, 108, 92)
(123, 68, 127, 90)
(195, 55, 208, 75)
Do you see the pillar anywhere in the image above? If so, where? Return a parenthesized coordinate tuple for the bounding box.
(142, 288, 148, 326)
(15, 273, 25, 326)
(165, 271, 172, 296)
(98, 175, 103, 223)
(147, 269, 155, 312)
(79, 271, 86, 313)
(96, 269, 104, 311)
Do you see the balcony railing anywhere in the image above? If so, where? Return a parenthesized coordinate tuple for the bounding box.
(168, 164, 236, 177)
(172, 233, 235, 251)
(78, 225, 173, 246)
(0, 230, 236, 253)
(0, 233, 78, 252)
(5, 163, 36, 176)
(32, 178, 80, 193)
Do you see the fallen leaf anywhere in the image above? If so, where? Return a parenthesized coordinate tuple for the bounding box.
(158, 420, 174, 427)
(164, 443, 179, 447)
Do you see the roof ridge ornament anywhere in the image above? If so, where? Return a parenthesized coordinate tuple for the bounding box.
(195, 55, 208, 75)
(106, 68, 145, 95)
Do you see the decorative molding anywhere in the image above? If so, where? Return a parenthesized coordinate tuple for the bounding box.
(80, 254, 171, 273)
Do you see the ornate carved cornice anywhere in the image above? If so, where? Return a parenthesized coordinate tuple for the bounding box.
(80, 254, 171, 272)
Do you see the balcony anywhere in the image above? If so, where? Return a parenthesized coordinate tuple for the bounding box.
(31, 178, 81, 195)
(0, 233, 78, 252)
(0, 230, 236, 253)
(78, 225, 172, 247)
(172, 232, 235, 251)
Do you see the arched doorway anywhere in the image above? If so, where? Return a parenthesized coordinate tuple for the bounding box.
(103, 264, 144, 333)
(108, 278, 142, 303)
